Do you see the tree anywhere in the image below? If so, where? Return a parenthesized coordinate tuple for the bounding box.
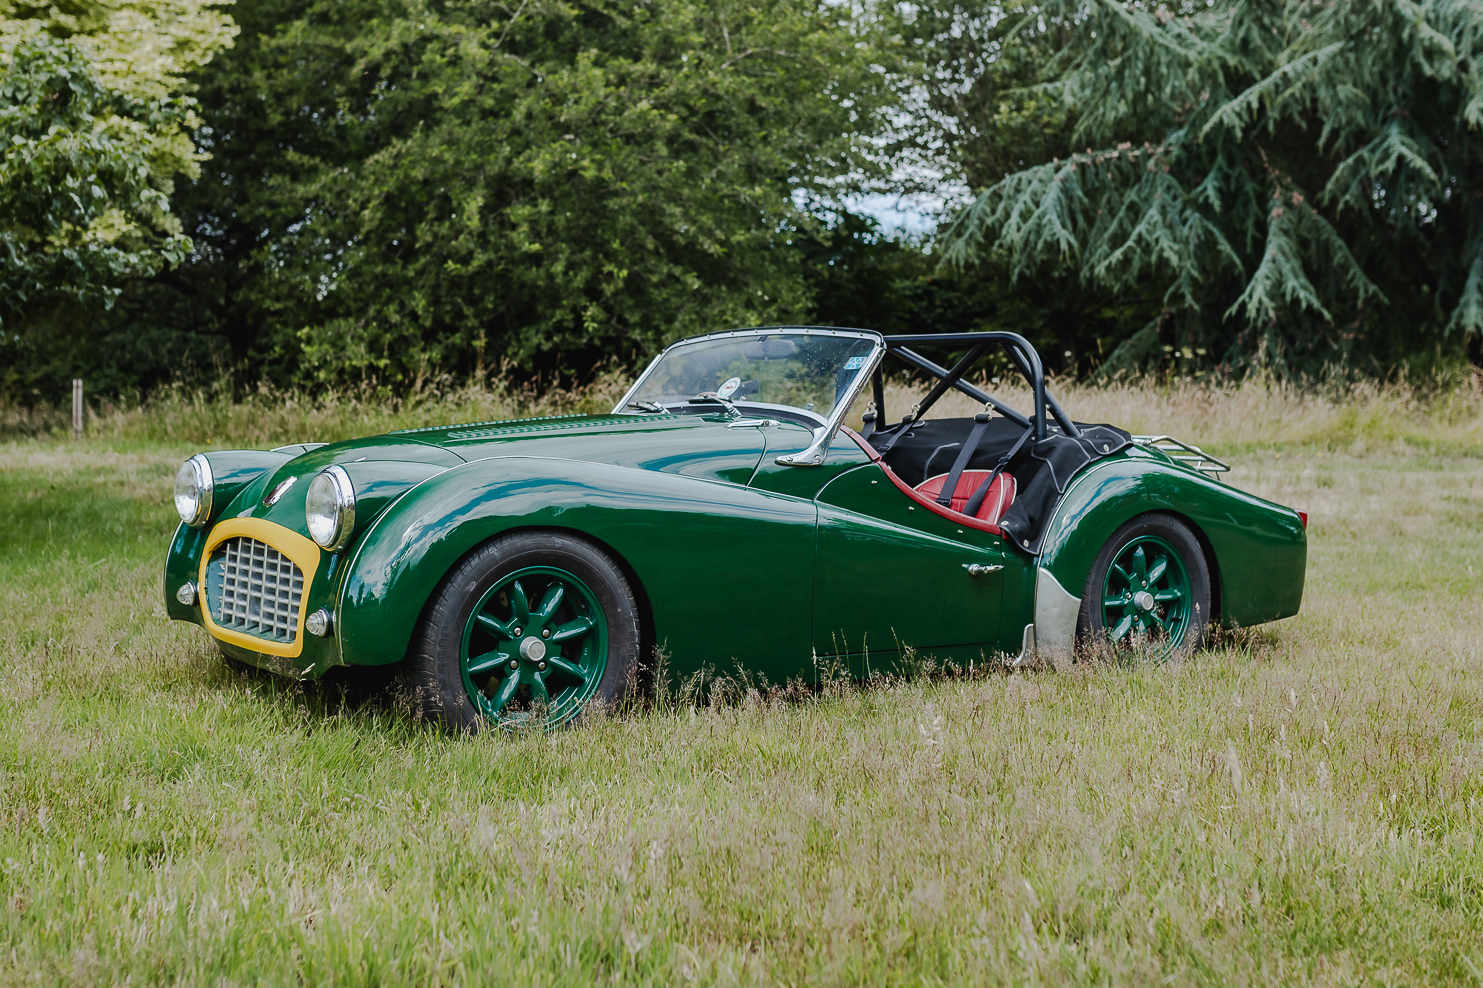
(0, 0, 236, 399)
(873, 0, 1159, 378)
(148, 0, 900, 391)
(935, 0, 1483, 379)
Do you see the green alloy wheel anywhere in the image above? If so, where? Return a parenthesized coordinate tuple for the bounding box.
(410, 533, 641, 733)
(460, 567, 606, 724)
(1077, 513, 1211, 658)
(1101, 536, 1190, 643)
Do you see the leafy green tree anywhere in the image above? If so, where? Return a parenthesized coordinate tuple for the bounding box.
(1, 37, 190, 321)
(898, 0, 1074, 191)
(155, 0, 899, 390)
(0, 0, 236, 399)
(935, 0, 1483, 378)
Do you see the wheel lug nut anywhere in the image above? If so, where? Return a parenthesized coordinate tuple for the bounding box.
(509, 659, 519, 670)
(537, 661, 547, 671)
(542, 629, 550, 638)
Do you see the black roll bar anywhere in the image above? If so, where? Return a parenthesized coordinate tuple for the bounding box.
(906, 343, 987, 426)
(889, 347, 1031, 430)
(882, 332, 1079, 441)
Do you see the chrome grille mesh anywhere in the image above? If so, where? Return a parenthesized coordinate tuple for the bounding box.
(207, 537, 304, 643)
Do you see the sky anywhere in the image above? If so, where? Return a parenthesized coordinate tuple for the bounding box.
(847, 192, 943, 236)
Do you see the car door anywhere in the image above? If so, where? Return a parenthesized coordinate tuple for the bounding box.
(812, 461, 1019, 665)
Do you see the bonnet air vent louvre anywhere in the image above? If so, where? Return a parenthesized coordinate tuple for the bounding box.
(206, 537, 304, 643)
(392, 414, 592, 437)
(440, 415, 679, 441)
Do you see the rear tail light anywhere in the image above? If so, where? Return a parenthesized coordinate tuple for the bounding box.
(1297, 510, 1308, 530)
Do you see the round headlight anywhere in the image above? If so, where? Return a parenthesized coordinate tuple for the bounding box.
(305, 465, 356, 551)
(174, 454, 213, 527)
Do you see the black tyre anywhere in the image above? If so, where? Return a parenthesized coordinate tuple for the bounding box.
(408, 532, 641, 733)
(1076, 513, 1212, 658)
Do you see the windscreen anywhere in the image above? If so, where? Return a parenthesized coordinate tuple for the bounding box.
(629, 333, 876, 420)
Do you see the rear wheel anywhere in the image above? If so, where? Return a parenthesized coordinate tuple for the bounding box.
(1077, 513, 1211, 659)
(409, 533, 641, 733)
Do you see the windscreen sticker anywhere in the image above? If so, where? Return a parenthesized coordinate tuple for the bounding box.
(843, 356, 868, 370)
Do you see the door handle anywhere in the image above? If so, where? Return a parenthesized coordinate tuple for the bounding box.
(962, 563, 1004, 577)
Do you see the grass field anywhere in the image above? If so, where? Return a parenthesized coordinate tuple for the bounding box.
(2, 383, 1482, 985)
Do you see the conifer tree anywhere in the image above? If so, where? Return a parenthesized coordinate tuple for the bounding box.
(937, 0, 1483, 377)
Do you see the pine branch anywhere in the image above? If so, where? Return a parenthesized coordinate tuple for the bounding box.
(1447, 226, 1483, 335)
(1320, 120, 1440, 216)
(1199, 41, 1344, 141)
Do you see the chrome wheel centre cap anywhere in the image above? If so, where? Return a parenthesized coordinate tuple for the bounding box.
(1133, 591, 1156, 611)
(519, 636, 547, 662)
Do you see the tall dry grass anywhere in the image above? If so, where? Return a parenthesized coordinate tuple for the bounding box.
(859, 374, 1483, 456)
(0, 373, 631, 449)
(5, 370, 1481, 456)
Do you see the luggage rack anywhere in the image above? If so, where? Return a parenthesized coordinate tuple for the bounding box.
(1133, 435, 1230, 475)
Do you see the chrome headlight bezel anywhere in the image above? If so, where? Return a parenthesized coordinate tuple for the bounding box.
(174, 453, 214, 528)
(305, 465, 356, 551)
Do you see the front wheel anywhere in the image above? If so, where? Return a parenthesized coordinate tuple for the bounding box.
(1076, 513, 1211, 659)
(409, 533, 641, 733)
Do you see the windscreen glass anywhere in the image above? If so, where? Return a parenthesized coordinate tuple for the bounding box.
(629, 334, 875, 420)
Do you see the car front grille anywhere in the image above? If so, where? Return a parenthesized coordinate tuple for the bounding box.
(205, 537, 304, 643)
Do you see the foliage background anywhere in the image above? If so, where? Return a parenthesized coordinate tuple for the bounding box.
(3, 0, 1483, 402)
(0, 0, 236, 398)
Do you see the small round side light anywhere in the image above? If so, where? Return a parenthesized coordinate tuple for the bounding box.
(305, 608, 333, 637)
(176, 581, 198, 606)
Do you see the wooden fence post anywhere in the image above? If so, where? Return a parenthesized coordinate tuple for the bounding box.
(72, 379, 83, 441)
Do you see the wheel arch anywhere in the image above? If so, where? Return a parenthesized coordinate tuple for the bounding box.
(335, 468, 667, 670)
(1035, 455, 1303, 645)
(334, 455, 818, 676)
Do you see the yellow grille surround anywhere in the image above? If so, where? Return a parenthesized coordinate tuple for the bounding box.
(198, 518, 322, 658)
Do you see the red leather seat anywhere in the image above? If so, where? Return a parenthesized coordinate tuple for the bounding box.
(915, 471, 1016, 524)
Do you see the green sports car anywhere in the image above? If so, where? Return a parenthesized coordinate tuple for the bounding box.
(163, 329, 1307, 730)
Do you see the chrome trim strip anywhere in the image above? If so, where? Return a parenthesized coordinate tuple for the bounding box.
(1014, 623, 1036, 665)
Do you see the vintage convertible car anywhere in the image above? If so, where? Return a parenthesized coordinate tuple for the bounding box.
(163, 329, 1307, 730)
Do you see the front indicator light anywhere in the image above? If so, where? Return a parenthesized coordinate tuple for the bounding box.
(305, 608, 333, 637)
(176, 581, 198, 606)
(174, 454, 213, 527)
(305, 465, 356, 551)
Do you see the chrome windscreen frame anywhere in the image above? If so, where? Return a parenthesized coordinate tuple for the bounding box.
(612, 327, 886, 467)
